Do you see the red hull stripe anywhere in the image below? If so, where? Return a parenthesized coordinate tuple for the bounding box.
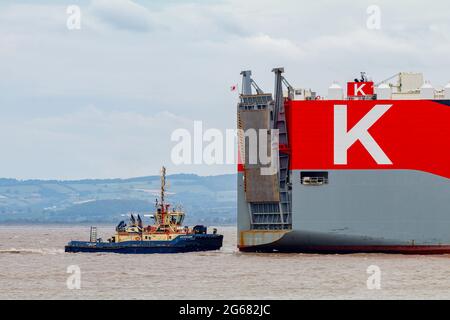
(286, 100, 450, 179)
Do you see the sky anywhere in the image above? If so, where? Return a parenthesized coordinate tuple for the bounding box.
(1, 0, 450, 180)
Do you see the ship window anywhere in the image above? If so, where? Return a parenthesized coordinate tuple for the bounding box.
(300, 171, 328, 185)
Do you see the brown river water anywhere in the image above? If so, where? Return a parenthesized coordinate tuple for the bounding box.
(0, 225, 449, 299)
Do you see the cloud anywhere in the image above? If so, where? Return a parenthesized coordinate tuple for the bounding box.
(243, 33, 305, 59)
(0, 107, 196, 179)
(90, 0, 153, 32)
(2, 0, 450, 179)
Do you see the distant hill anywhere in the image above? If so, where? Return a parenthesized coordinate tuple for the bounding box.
(0, 174, 236, 225)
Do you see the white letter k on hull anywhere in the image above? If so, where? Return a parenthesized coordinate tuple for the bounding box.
(334, 104, 393, 165)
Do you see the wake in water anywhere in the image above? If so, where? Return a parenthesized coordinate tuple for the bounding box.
(0, 248, 64, 255)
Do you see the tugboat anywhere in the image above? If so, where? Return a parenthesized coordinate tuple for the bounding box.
(65, 167, 223, 254)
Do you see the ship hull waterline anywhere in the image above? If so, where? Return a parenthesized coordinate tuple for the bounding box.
(238, 230, 450, 255)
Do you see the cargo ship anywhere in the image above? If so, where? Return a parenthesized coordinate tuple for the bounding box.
(237, 69, 450, 254)
(65, 167, 223, 254)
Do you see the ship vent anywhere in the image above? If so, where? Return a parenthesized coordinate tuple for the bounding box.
(300, 172, 329, 186)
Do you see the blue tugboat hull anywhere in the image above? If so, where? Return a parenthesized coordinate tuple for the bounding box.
(65, 234, 223, 254)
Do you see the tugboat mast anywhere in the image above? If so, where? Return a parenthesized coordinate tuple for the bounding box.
(160, 166, 166, 207)
(156, 166, 170, 230)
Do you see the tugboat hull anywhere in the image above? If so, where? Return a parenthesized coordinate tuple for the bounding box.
(65, 234, 223, 254)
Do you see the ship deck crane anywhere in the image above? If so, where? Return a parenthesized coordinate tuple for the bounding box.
(272, 67, 292, 229)
(240, 70, 264, 94)
(375, 72, 401, 87)
(272, 67, 294, 126)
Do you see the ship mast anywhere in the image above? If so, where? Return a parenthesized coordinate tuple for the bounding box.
(152, 166, 185, 233)
(160, 166, 166, 207)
